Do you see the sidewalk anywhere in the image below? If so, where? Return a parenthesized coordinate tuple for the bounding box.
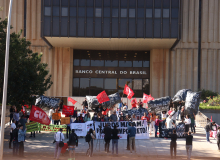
(3, 125, 220, 159)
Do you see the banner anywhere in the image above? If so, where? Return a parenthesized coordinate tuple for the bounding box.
(123, 84, 134, 99)
(95, 120, 149, 139)
(61, 117, 70, 125)
(159, 122, 186, 138)
(96, 91, 110, 103)
(35, 95, 60, 109)
(40, 124, 67, 132)
(26, 121, 38, 132)
(70, 121, 94, 136)
(29, 105, 50, 125)
(52, 113, 61, 120)
(68, 97, 77, 105)
(62, 105, 74, 116)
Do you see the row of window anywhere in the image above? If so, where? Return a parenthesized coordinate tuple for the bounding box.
(72, 78, 150, 97)
(45, 7, 178, 18)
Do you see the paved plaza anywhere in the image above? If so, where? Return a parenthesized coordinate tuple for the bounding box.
(2, 124, 220, 160)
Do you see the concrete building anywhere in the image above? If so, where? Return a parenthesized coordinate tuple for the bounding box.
(0, 0, 220, 102)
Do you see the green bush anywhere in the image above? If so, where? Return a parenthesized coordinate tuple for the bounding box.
(199, 89, 218, 100)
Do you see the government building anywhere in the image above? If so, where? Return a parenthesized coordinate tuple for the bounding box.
(0, 0, 219, 105)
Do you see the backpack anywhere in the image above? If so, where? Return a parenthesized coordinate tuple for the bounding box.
(71, 133, 77, 143)
(85, 133, 92, 142)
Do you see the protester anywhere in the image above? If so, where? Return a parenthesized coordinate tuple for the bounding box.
(138, 99, 143, 108)
(9, 120, 16, 149)
(104, 114, 109, 122)
(191, 113, 196, 134)
(110, 111, 118, 122)
(118, 99, 124, 111)
(9, 106, 15, 124)
(177, 102, 182, 120)
(170, 129, 177, 159)
(82, 98, 88, 109)
(111, 125, 119, 156)
(161, 111, 167, 120)
(54, 109, 60, 125)
(180, 106, 185, 120)
(132, 114, 137, 121)
(100, 115, 105, 122)
(68, 129, 78, 160)
(94, 104, 106, 114)
(92, 113, 99, 121)
(88, 128, 95, 157)
(217, 127, 220, 151)
(141, 112, 150, 121)
(131, 99, 137, 109)
(49, 107, 54, 125)
(186, 131, 193, 160)
(171, 108, 177, 124)
(205, 121, 216, 143)
(184, 115, 191, 133)
(84, 111, 91, 122)
(166, 116, 175, 129)
(155, 116, 163, 138)
(54, 128, 65, 159)
(79, 114, 85, 123)
(19, 115, 27, 131)
(168, 107, 173, 116)
(149, 112, 156, 135)
(103, 124, 111, 153)
(73, 107, 78, 118)
(128, 123, 136, 154)
(66, 116, 73, 139)
(119, 116, 124, 121)
(13, 110, 20, 126)
(18, 125, 26, 157)
(12, 124, 19, 156)
(123, 103, 128, 111)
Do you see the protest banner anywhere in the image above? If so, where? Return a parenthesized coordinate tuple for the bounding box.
(61, 117, 70, 125)
(29, 105, 50, 125)
(52, 113, 61, 120)
(40, 124, 67, 132)
(95, 120, 149, 139)
(26, 121, 38, 132)
(70, 121, 93, 136)
(62, 105, 74, 116)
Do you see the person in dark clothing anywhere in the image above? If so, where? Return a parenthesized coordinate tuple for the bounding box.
(186, 132, 193, 160)
(170, 129, 177, 159)
(93, 105, 106, 115)
(12, 125, 19, 156)
(82, 98, 88, 109)
(10, 106, 15, 124)
(103, 124, 111, 153)
(111, 125, 119, 155)
(205, 121, 216, 142)
(217, 127, 220, 151)
(68, 129, 78, 160)
(128, 123, 136, 153)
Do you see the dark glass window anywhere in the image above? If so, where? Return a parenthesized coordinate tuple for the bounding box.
(112, 9, 118, 17)
(163, 19, 169, 37)
(90, 78, 103, 88)
(44, 0, 51, 6)
(87, 8, 93, 17)
(138, 0, 145, 7)
(133, 61, 142, 67)
(112, 18, 118, 37)
(120, 18, 127, 37)
(62, 0, 68, 6)
(163, 9, 169, 18)
(172, 0, 179, 7)
(143, 79, 150, 93)
(104, 0, 110, 7)
(103, 18, 110, 37)
(133, 79, 142, 90)
(61, 17, 68, 36)
(78, 7, 85, 17)
(62, 7, 68, 16)
(121, 9, 127, 17)
(80, 78, 89, 88)
(119, 61, 132, 67)
(155, 9, 161, 18)
(146, 9, 152, 18)
(138, 8, 144, 18)
(87, 18, 93, 36)
(45, 7, 51, 16)
(74, 59, 80, 66)
(53, 0, 59, 6)
(91, 60, 104, 66)
(70, 0, 77, 6)
(70, 18, 76, 36)
(52, 17, 59, 36)
(95, 0, 102, 7)
(143, 61, 149, 67)
(105, 60, 118, 67)
(129, 9, 135, 18)
(79, 0, 85, 6)
(81, 59, 90, 66)
(70, 7, 76, 16)
(95, 18, 101, 36)
(78, 18, 85, 36)
(95, 8, 102, 17)
(163, 0, 170, 8)
(73, 78, 79, 87)
(146, 0, 153, 7)
(154, 19, 161, 37)
(118, 79, 132, 89)
(172, 9, 179, 18)
(155, 0, 161, 8)
(137, 19, 144, 37)
(112, 0, 119, 7)
(53, 7, 59, 16)
(146, 19, 153, 37)
(129, 0, 136, 7)
(105, 79, 117, 89)
(87, 0, 93, 7)
(104, 8, 110, 17)
(121, 0, 127, 7)
(129, 19, 135, 37)
(171, 19, 178, 38)
(44, 17, 51, 36)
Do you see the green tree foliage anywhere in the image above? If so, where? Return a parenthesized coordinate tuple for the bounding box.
(0, 18, 53, 108)
(199, 89, 218, 101)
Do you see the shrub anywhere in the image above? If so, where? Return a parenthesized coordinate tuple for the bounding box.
(199, 89, 218, 100)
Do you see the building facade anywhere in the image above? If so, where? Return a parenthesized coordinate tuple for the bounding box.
(0, 0, 220, 100)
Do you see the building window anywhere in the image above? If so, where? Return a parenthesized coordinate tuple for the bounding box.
(70, 7, 76, 16)
(53, 6, 59, 16)
(95, 8, 102, 17)
(121, 9, 127, 17)
(172, 8, 179, 18)
(155, 9, 161, 18)
(163, 9, 169, 18)
(146, 9, 152, 18)
(112, 9, 118, 17)
(105, 78, 117, 89)
(44, 7, 51, 16)
(74, 59, 80, 66)
(62, 7, 68, 16)
(129, 9, 135, 18)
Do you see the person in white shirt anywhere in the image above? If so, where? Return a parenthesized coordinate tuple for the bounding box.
(54, 128, 65, 159)
(184, 115, 191, 133)
(166, 116, 175, 129)
(170, 108, 178, 124)
(49, 107, 54, 125)
(9, 120, 16, 149)
(161, 111, 167, 120)
(123, 103, 128, 111)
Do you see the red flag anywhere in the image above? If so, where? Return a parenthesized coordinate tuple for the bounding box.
(97, 91, 110, 103)
(123, 84, 134, 99)
(211, 116, 213, 122)
(62, 105, 74, 116)
(24, 104, 29, 108)
(68, 97, 77, 105)
(143, 93, 155, 103)
(29, 106, 50, 125)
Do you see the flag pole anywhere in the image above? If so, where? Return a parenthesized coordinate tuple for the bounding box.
(0, 0, 13, 159)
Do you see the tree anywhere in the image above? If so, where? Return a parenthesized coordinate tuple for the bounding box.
(0, 18, 53, 108)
